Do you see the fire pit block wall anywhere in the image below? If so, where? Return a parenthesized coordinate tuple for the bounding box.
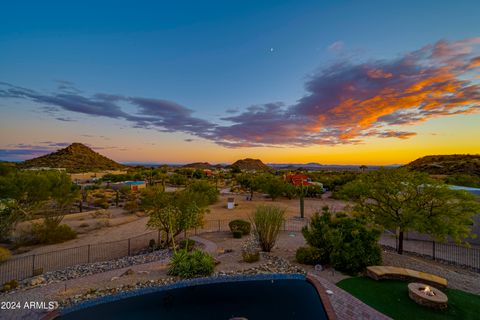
(408, 282, 448, 310)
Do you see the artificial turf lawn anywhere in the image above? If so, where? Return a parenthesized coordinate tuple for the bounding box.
(337, 277, 480, 320)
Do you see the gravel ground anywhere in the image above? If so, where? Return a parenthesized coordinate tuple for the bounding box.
(382, 249, 480, 294)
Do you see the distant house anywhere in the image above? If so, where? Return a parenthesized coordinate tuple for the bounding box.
(204, 169, 213, 177)
(285, 173, 312, 186)
(112, 181, 146, 192)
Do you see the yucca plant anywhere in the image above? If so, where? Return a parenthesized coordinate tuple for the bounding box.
(251, 205, 285, 252)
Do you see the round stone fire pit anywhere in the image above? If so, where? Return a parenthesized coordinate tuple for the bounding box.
(408, 282, 448, 310)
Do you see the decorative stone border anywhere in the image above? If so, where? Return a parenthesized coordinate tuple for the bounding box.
(307, 274, 338, 320)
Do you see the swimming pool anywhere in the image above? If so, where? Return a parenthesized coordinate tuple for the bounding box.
(59, 274, 334, 320)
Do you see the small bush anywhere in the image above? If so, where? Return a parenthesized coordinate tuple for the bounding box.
(229, 219, 251, 235)
(168, 249, 215, 279)
(0, 247, 12, 263)
(302, 207, 382, 275)
(149, 239, 156, 249)
(251, 205, 285, 252)
(295, 246, 323, 265)
(232, 230, 243, 238)
(329, 218, 382, 275)
(31, 223, 77, 244)
(95, 218, 110, 229)
(2, 280, 18, 292)
(178, 239, 195, 252)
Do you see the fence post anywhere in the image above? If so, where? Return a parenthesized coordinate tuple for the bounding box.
(32, 254, 36, 276)
(218, 220, 220, 231)
(87, 245, 91, 263)
(432, 241, 436, 260)
(128, 238, 131, 256)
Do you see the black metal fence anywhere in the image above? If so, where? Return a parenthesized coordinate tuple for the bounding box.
(194, 218, 309, 234)
(2, 219, 479, 284)
(0, 231, 159, 284)
(379, 233, 480, 272)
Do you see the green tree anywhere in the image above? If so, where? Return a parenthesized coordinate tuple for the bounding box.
(142, 186, 205, 246)
(341, 168, 479, 254)
(185, 180, 218, 205)
(236, 173, 261, 200)
(258, 175, 285, 201)
(0, 171, 53, 240)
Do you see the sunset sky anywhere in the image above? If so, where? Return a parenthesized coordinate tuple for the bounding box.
(0, 1, 479, 165)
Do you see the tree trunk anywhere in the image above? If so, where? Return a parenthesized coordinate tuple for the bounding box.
(398, 230, 404, 255)
(250, 188, 253, 201)
(300, 195, 305, 218)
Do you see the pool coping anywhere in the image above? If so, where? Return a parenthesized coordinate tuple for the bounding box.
(306, 273, 338, 320)
(49, 273, 336, 319)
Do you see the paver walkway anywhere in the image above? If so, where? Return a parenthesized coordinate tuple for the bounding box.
(309, 273, 391, 320)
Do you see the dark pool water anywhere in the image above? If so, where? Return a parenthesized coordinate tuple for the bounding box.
(61, 279, 328, 320)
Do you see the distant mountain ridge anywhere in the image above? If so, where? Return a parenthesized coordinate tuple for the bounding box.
(405, 154, 480, 175)
(20, 143, 125, 172)
(182, 162, 214, 169)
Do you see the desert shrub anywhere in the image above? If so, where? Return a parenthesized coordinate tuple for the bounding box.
(301, 207, 336, 264)
(95, 218, 110, 229)
(295, 246, 323, 265)
(302, 206, 382, 275)
(2, 280, 18, 292)
(229, 219, 251, 235)
(232, 230, 243, 239)
(178, 239, 195, 252)
(241, 235, 260, 262)
(90, 209, 110, 218)
(251, 205, 285, 252)
(329, 218, 382, 275)
(168, 249, 215, 279)
(30, 222, 77, 244)
(0, 247, 12, 263)
(93, 195, 110, 209)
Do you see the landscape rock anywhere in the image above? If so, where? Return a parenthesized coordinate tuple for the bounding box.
(120, 268, 135, 277)
(29, 276, 46, 287)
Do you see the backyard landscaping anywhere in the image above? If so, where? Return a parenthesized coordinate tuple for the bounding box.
(337, 277, 480, 320)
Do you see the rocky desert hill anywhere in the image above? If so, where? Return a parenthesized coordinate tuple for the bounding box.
(230, 158, 270, 171)
(405, 154, 480, 176)
(20, 143, 125, 172)
(182, 162, 214, 169)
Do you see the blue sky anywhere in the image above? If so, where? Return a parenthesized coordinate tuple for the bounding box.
(0, 1, 479, 164)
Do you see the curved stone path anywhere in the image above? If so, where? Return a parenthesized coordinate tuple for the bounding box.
(189, 236, 218, 255)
